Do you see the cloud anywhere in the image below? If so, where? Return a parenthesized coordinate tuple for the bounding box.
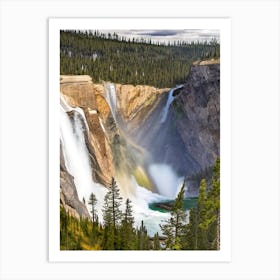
(140, 30, 181, 37)
(97, 29, 220, 43)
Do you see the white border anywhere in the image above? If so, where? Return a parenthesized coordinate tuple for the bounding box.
(49, 18, 231, 262)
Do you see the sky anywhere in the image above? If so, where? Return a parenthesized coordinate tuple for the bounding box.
(98, 29, 220, 44)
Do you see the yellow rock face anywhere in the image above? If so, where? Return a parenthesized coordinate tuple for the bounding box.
(116, 84, 169, 120)
(60, 75, 167, 191)
(60, 75, 114, 186)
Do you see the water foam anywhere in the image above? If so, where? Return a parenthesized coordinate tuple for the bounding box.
(60, 104, 106, 219)
(104, 83, 118, 122)
(129, 176, 170, 236)
(149, 163, 184, 199)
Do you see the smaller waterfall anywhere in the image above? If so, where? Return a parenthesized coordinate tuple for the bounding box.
(160, 85, 183, 123)
(104, 83, 118, 122)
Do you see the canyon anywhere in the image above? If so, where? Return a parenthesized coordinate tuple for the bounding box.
(59, 61, 220, 231)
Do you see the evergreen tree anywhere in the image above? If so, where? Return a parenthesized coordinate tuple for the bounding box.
(197, 178, 209, 249)
(160, 180, 187, 250)
(123, 198, 134, 225)
(207, 158, 220, 249)
(60, 30, 219, 88)
(184, 158, 220, 250)
(137, 221, 150, 250)
(102, 177, 123, 249)
(120, 198, 135, 249)
(181, 207, 197, 250)
(153, 232, 161, 250)
(88, 192, 97, 223)
(88, 193, 98, 246)
(60, 206, 68, 249)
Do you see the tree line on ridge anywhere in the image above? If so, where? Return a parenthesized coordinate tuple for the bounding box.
(60, 30, 220, 88)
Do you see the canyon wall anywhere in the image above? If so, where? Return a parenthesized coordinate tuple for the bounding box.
(59, 60, 220, 215)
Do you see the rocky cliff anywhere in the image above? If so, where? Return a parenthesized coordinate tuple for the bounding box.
(60, 76, 114, 187)
(127, 62, 220, 196)
(173, 62, 220, 169)
(172, 62, 220, 195)
(115, 84, 169, 124)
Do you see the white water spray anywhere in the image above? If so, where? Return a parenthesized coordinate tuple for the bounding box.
(60, 102, 106, 218)
(160, 85, 183, 123)
(104, 83, 118, 122)
(60, 94, 72, 112)
(148, 163, 184, 199)
(129, 176, 170, 236)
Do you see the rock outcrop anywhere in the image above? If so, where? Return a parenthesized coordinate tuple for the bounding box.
(115, 84, 169, 123)
(173, 62, 220, 170)
(60, 145, 90, 219)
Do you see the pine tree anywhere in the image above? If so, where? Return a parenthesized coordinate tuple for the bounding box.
(160, 180, 187, 250)
(197, 178, 209, 249)
(60, 30, 219, 88)
(120, 198, 135, 249)
(181, 207, 197, 250)
(123, 198, 134, 226)
(182, 158, 220, 250)
(88, 193, 97, 223)
(136, 221, 150, 250)
(88, 193, 98, 246)
(207, 158, 220, 249)
(102, 177, 123, 249)
(153, 232, 161, 250)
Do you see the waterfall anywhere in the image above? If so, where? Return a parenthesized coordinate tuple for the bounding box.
(160, 85, 183, 123)
(104, 82, 118, 122)
(148, 163, 184, 199)
(60, 100, 106, 218)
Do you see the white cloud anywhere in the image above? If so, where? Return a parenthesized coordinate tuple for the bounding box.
(98, 29, 220, 43)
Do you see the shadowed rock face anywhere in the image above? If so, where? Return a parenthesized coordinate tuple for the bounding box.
(60, 145, 90, 219)
(127, 63, 220, 180)
(128, 91, 201, 177)
(173, 63, 220, 170)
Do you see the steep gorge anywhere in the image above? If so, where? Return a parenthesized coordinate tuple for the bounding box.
(59, 61, 220, 223)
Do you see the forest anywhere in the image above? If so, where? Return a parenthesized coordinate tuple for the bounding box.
(60, 158, 220, 250)
(60, 30, 220, 88)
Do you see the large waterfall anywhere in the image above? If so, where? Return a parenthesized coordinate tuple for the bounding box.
(60, 99, 106, 219)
